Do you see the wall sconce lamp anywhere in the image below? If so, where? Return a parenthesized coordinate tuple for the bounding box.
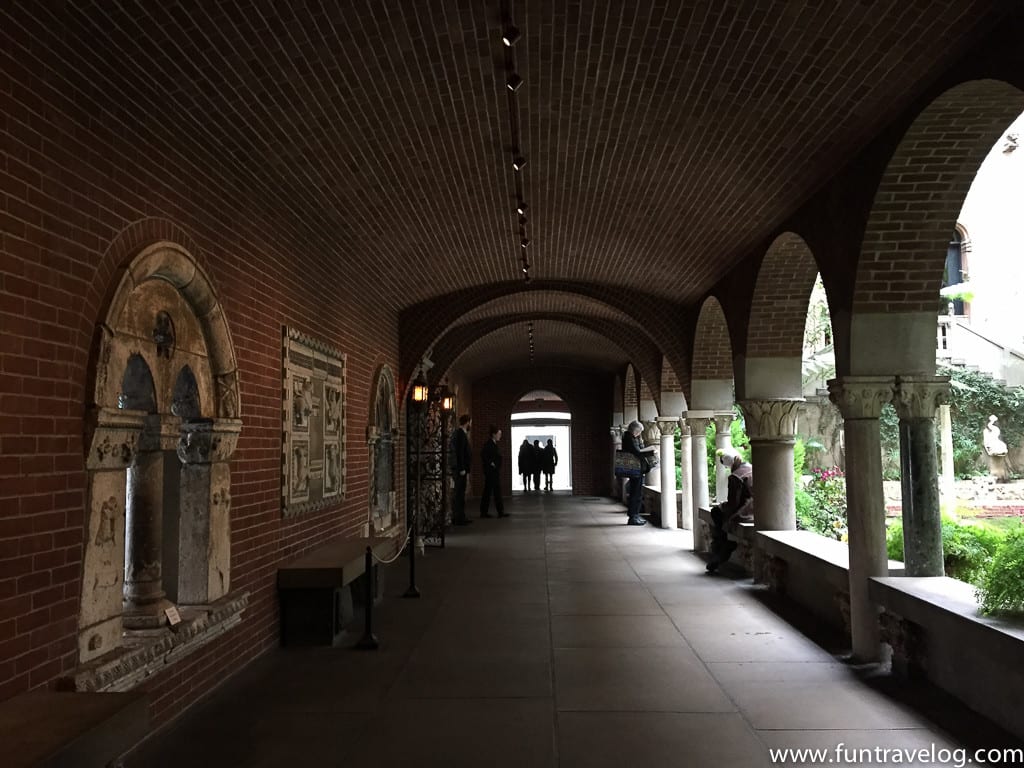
(411, 369, 429, 406)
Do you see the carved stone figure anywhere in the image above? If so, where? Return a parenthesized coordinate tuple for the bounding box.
(983, 415, 1009, 457)
(215, 372, 239, 419)
(152, 311, 175, 359)
(984, 415, 1010, 483)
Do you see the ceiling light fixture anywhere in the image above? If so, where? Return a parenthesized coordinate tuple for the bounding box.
(502, 26, 521, 46)
(521, 237, 530, 248)
(517, 201, 528, 215)
(507, 73, 523, 92)
(512, 156, 527, 172)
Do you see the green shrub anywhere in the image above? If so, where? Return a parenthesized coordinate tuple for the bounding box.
(978, 526, 1024, 615)
(796, 467, 847, 540)
(940, 517, 1000, 587)
(886, 520, 904, 562)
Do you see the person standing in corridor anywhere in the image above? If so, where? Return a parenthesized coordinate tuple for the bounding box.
(450, 414, 472, 526)
(542, 438, 558, 491)
(480, 426, 507, 518)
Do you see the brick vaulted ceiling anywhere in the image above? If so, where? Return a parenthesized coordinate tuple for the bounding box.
(5, 1, 1012, 381)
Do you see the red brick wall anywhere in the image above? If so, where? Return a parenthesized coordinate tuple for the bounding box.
(855, 80, 1023, 314)
(691, 298, 733, 380)
(0, 33, 401, 726)
(469, 368, 614, 498)
(746, 233, 820, 358)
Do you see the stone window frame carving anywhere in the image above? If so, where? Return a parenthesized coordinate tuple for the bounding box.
(77, 240, 245, 690)
(281, 327, 347, 517)
(367, 364, 400, 534)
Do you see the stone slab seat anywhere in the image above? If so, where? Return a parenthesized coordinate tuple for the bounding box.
(0, 690, 149, 768)
(277, 536, 396, 647)
(869, 576, 1024, 741)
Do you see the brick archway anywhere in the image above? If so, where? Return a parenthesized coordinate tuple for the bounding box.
(690, 296, 734, 410)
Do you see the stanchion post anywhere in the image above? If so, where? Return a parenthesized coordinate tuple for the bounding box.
(356, 546, 379, 650)
(404, 451, 421, 598)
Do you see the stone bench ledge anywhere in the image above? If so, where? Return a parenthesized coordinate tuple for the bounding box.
(0, 690, 149, 768)
(759, 530, 904, 576)
(277, 536, 397, 590)
(869, 576, 1024, 656)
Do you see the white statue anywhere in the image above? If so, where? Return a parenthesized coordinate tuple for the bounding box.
(983, 415, 1008, 457)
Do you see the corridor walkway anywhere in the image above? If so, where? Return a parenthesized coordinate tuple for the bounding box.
(127, 494, 1002, 767)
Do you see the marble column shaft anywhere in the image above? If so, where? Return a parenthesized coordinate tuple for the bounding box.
(829, 377, 893, 663)
(678, 422, 694, 532)
(712, 413, 734, 503)
(657, 418, 679, 530)
(894, 376, 949, 577)
(687, 416, 712, 548)
(738, 399, 802, 531)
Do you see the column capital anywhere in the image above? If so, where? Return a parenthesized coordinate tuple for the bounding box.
(738, 398, 803, 442)
(655, 416, 680, 431)
(828, 376, 895, 420)
(678, 420, 691, 437)
(177, 418, 243, 465)
(85, 407, 145, 471)
(894, 375, 950, 420)
(712, 412, 734, 432)
(684, 411, 713, 432)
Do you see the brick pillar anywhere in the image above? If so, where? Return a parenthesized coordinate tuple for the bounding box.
(894, 376, 950, 577)
(829, 377, 893, 663)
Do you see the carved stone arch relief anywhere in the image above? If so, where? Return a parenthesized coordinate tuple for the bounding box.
(367, 364, 399, 534)
(78, 240, 244, 688)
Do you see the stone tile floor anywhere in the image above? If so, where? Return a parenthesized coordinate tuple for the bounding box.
(126, 493, 1021, 767)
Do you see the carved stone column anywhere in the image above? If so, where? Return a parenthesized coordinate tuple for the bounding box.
(686, 413, 713, 547)
(642, 420, 662, 488)
(123, 415, 180, 629)
(79, 407, 144, 663)
(657, 417, 679, 529)
(678, 420, 693, 532)
(829, 377, 894, 663)
(894, 376, 950, 577)
(738, 399, 803, 531)
(176, 418, 242, 606)
(712, 412, 735, 502)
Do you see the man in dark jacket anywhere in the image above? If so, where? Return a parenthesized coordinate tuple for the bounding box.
(706, 450, 753, 573)
(450, 414, 472, 525)
(480, 426, 507, 518)
(621, 420, 657, 525)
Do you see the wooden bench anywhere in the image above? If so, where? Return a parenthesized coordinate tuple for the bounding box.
(0, 690, 149, 768)
(277, 536, 396, 647)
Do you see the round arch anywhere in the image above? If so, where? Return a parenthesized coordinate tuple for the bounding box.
(690, 296, 735, 411)
(848, 79, 1024, 376)
(743, 232, 821, 399)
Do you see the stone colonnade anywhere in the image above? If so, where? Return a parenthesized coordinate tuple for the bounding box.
(829, 375, 949, 662)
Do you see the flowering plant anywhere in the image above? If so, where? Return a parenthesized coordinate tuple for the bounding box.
(798, 466, 848, 541)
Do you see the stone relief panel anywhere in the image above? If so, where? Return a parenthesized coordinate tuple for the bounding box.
(282, 327, 346, 516)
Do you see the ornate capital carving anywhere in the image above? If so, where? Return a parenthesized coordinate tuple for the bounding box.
(177, 418, 242, 465)
(738, 399, 803, 441)
(85, 407, 146, 470)
(137, 414, 183, 453)
(655, 417, 680, 432)
(641, 420, 662, 444)
(712, 413, 734, 433)
(893, 376, 950, 420)
(827, 376, 894, 420)
(685, 414, 712, 435)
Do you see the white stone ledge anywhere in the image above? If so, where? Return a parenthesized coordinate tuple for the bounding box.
(869, 576, 1024, 741)
(869, 576, 1024, 657)
(67, 591, 249, 693)
(759, 530, 904, 583)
